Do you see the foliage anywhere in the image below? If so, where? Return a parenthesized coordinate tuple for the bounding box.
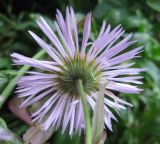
(0, 0, 160, 144)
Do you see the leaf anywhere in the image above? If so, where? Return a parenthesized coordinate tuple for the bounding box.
(92, 83, 106, 144)
(23, 125, 54, 144)
(0, 73, 8, 92)
(0, 117, 8, 129)
(143, 59, 160, 84)
(94, 0, 128, 21)
(53, 130, 81, 144)
(146, 0, 160, 12)
(0, 58, 11, 69)
(134, 33, 160, 61)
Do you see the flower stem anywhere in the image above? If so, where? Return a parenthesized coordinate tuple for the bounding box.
(77, 79, 92, 144)
(0, 49, 45, 108)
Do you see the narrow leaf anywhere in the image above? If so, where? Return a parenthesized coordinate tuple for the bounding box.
(146, 0, 160, 12)
(92, 83, 106, 144)
(0, 118, 7, 129)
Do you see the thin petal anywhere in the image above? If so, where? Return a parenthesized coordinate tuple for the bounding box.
(102, 68, 146, 77)
(37, 16, 67, 58)
(87, 21, 107, 57)
(80, 13, 91, 56)
(11, 53, 59, 71)
(29, 31, 63, 65)
(65, 7, 76, 56)
(70, 7, 79, 51)
(106, 82, 143, 93)
(107, 46, 143, 66)
(105, 90, 132, 106)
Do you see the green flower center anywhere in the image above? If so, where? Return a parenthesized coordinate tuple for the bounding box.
(55, 55, 102, 97)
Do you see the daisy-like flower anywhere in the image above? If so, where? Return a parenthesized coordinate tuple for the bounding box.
(11, 7, 145, 135)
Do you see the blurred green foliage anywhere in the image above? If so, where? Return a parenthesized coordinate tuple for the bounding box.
(0, 0, 160, 144)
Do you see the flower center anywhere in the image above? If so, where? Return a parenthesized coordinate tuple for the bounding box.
(55, 55, 102, 97)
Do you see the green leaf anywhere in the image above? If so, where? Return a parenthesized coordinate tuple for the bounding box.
(143, 59, 160, 84)
(0, 73, 9, 92)
(0, 117, 8, 129)
(134, 33, 160, 61)
(92, 83, 106, 144)
(0, 58, 11, 69)
(146, 0, 160, 12)
(53, 130, 80, 144)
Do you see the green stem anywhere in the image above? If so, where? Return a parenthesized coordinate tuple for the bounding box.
(77, 79, 92, 144)
(0, 49, 45, 108)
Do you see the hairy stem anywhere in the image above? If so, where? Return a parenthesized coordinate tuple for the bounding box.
(0, 49, 45, 108)
(77, 79, 92, 144)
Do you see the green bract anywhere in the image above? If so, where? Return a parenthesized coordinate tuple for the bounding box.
(55, 54, 102, 97)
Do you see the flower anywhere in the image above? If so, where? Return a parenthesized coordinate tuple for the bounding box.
(11, 7, 145, 135)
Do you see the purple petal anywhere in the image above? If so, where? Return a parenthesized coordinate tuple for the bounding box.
(11, 53, 60, 71)
(65, 7, 76, 56)
(107, 46, 143, 66)
(28, 31, 63, 65)
(70, 7, 79, 51)
(80, 13, 91, 56)
(37, 16, 67, 58)
(106, 82, 143, 93)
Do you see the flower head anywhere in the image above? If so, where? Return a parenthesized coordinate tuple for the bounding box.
(11, 7, 145, 135)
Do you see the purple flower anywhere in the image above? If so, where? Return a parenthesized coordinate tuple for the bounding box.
(11, 7, 145, 135)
